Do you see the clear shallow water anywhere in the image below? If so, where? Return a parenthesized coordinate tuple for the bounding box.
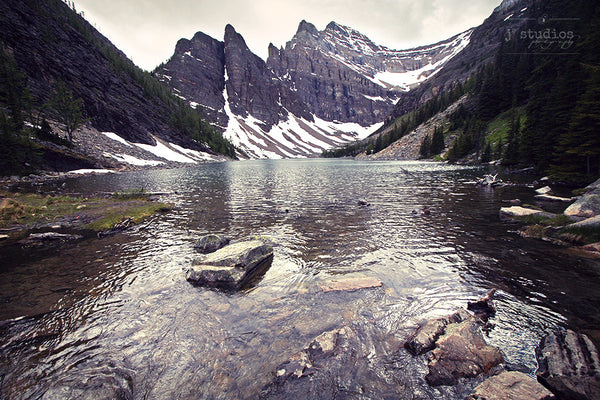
(1, 159, 599, 399)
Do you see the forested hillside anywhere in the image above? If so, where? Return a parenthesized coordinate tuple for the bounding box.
(326, 0, 600, 184)
(0, 0, 234, 175)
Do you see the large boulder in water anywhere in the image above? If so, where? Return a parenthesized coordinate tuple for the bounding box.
(425, 318, 503, 386)
(564, 194, 600, 218)
(186, 239, 273, 290)
(565, 179, 600, 218)
(536, 329, 600, 400)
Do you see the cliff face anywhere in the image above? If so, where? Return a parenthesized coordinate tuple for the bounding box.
(267, 21, 472, 126)
(157, 21, 470, 158)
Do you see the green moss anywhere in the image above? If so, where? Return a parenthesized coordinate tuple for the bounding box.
(0, 190, 171, 233)
(560, 225, 600, 244)
(85, 201, 170, 231)
(112, 188, 148, 200)
(516, 213, 573, 227)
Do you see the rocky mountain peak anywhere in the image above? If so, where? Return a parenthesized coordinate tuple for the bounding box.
(296, 20, 318, 36)
(325, 21, 345, 34)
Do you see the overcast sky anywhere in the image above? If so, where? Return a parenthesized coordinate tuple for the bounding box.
(72, 0, 501, 71)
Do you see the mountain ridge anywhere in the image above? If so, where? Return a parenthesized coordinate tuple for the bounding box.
(156, 19, 470, 158)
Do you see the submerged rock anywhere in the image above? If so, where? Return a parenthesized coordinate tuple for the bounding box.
(194, 234, 230, 254)
(425, 318, 503, 386)
(467, 371, 555, 400)
(404, 309, 471, 356)
(274, 329, 340, 381)
(186, 239, 273, 290)
(536, 329, 600, 400)
(320, 275, 382, 293)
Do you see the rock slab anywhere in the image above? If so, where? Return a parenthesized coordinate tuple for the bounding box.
(467, 371, 555, 400)
(426, 318, 504, 386)
(500, 206, 543, 220)
(536, 329, 600, 400)
(186, 240, 273, 290)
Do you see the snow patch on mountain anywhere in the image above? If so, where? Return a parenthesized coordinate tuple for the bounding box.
(101, 130, 225, 165)
(222, 79, 381, 159)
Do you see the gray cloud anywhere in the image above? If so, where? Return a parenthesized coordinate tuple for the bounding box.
(73, 0, 500, 71)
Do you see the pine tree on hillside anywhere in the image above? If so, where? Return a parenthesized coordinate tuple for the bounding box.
(430, 125, 445, 155)
(48, 80, 87, 142)
(554, 68, 600, 177)
(419, 134, 432, 158)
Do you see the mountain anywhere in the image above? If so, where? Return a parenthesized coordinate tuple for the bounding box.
(155, 21, 471, 159)
(387, 0, 531, 119)
(331, 0, 600, 183)
(0, 0, 233, 175)
(267, 21, 472, 126)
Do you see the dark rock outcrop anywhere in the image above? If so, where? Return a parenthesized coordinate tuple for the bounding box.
(155, 24, 311, 133)
(425, 318, 504, 386)
(467, 371, 555, 400)
(186, 239, 273, 290)
(535, 329, 600, 400)
(467, 289, 497, 321)
(193, 234, 230, 254)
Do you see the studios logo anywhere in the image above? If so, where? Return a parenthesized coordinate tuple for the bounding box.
(505, 15, 578, 53)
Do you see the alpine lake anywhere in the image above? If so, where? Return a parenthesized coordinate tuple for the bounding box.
(1, 159, 599, 399)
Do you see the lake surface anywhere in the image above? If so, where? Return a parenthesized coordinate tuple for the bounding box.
(1, 159, 599, 399)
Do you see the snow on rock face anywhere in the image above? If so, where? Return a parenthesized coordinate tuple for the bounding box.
(157, 21, 474, 160)
(100, 130, 223, 166)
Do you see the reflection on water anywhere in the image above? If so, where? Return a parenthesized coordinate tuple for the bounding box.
(1, 159, 599, 399)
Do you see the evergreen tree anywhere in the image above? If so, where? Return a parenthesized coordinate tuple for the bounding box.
(48, 80, 86, 142)
(430, 125, 445, 155)
(419, 134, 432, 158)
(554, 68, 600, 177)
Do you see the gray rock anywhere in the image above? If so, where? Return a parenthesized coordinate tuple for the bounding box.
(28, 232, 84, 241)
(275, 329, 340, 381)
(536, 329, 600, 400)
(566, 215, 600, 230)
(535, 194, 574, 203)
(467, 371, 555, 400)
(499, 206, 543, 220)
(564, 194, 600, 218)
(426, 318, 503, 386)
(194, 234, 230, 254)
(186, 239, 273, 290)
(536, 186, 552, 195)
(404, 309, 471, 356)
